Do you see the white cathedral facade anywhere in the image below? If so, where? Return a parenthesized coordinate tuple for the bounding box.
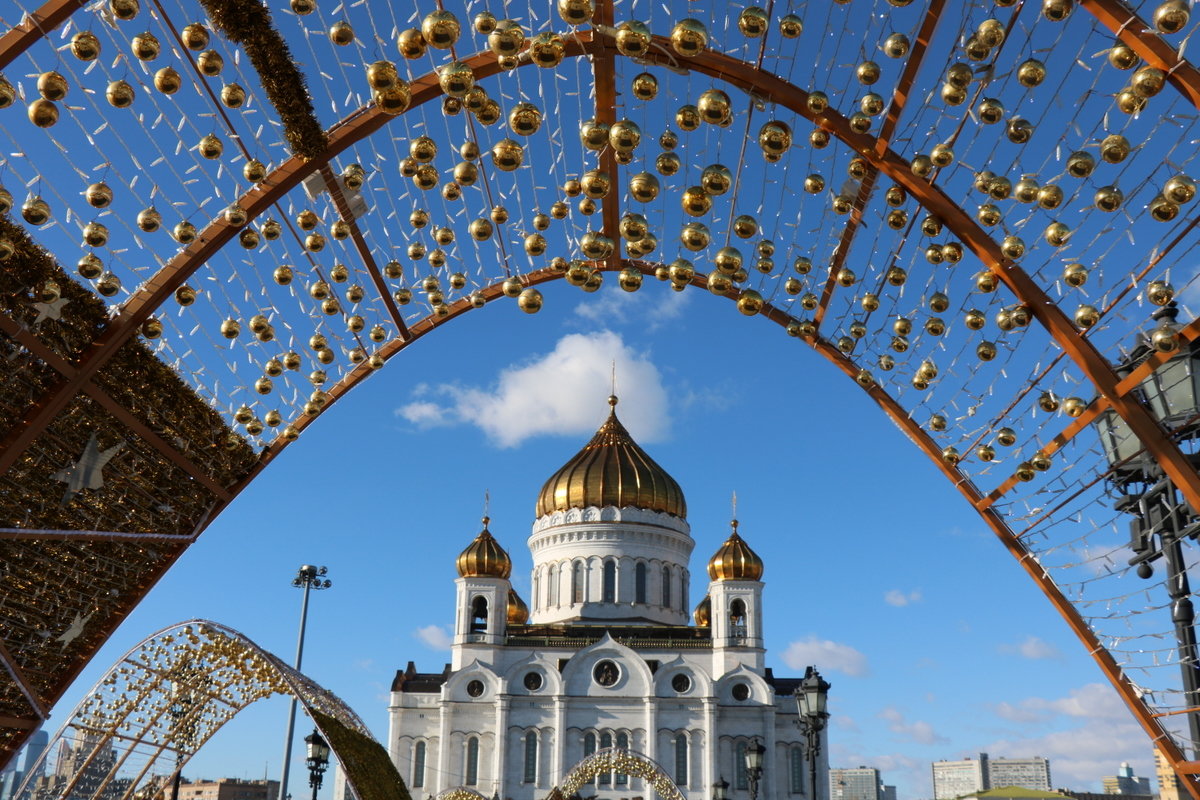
(387, 399, 828, 800)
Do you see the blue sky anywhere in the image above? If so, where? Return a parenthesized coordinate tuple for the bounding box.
(32, 280, 1157, 800)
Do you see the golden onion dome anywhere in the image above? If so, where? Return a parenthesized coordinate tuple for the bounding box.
(507, 588, 529, 625)
(707, 521, 764, 581)
(455, 518, 512, 578)
(693, 594, 711, 627)
(535, 395, 687, 518)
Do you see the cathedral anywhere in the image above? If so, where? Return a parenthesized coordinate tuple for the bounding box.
(388, 398, 827, 800)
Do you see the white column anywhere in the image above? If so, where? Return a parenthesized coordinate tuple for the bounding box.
(703, 698, 716, 799)
(495, 697, 509, 794)
(437, 701, 452, 793)
(763, 707, 776, 800)
(553, 697, 567, 784)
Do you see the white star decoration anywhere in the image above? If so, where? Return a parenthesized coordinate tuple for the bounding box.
(32, 296, 68, 325)
(55, 611, 93, 649)
(51, 432, 124, 504)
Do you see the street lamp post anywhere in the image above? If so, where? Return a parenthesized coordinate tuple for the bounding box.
(744, 739, 766, 800)
(1093, 303, 1200, 755)
(304, 729, 331, 800)
(167, 666, 200, 800)
(713, 777, 730, 800)
(279, 566, 332, 800)
(795, 668, 831, 800)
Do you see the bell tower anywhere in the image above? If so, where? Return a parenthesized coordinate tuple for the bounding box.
(706, 520, 765, 674)
(453, 519, 515, 664)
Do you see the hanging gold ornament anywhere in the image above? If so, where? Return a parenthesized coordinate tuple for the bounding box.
(1147, 280, 1175, 306)
(27, 99, 58, 127)
(609, 119, 641, 152)
(1036, 184, 1063, 209)
(697, 89, 731, 124)
(1164, 174, 1197, 203)
(489, 19, 525, 56)
(21, 196, 50, 225)
(1094, 185, 1123, 212)
(197, 49, 223, 76)
(474, 11, 497, 34)
(1074, 304, 1100, 329)
(107, 80, 135, 108)
(1108, 43, 1138, 70)
(733, 215, 758, 238)
(72, 30, 101, 60)
(1131, 65, 1166, 97)
(579, 231, 614, 259)
(77, 254, 102, 279)
(491, 205, 509, 224)
(857, 60, 881, 84)
(1007, 117, 1033, 144)
(396, 28, 426, 59)
(1150, 195, 1180, 221)
(37, 71, 68, 101)
(758, 121, 792, 156)
(930, 144, 954, 167)
(671, 18, 708, 56)
(110, 0, 138, 19)
(529, 32, 565, 67)
(491, 139, 523, 171)
(422, 9, 461, 48)
(631, 72, 658, 101)
(1017, 59, 1046, 87)
(131, 31, 160, 60)
(581, 170, 611, 199)
(509, 103, 542, 136)
(807, 91, 829, 113)
(1116, 89, 1147, 114)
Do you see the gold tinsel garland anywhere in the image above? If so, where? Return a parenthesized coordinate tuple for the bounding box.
(197, 0, 329, 160)
(310, 710, 413, 800)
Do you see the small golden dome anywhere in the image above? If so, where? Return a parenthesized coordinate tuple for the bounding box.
(535, 396, 687, 518)
(507, 588, 529, 625)
(693, 594, 711, 627)
(456, 518, 512, 578)
(707, 521, 764, 581)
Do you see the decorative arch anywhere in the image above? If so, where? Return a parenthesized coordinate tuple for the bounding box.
(2, 0, 1200, 795)
(558, 747, 683, 800)
(9, 621, 407, 800)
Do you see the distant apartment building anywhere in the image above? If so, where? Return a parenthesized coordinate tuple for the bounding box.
(933, 755, 1052, 799)
(1156, 748, 1184, 800)
(1102, 763, 1151, 796)
(882, 785, 897, 800)
(933, 757, 988, 800)
(175, 779, 278, 800)
(989, 757, 1052, 792)
(831, 768, 882, 800)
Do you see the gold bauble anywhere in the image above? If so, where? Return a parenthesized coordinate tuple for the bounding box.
(910, 155, 933, 177)
(697, 89, 731, 124)
(524, 233, 547, 256)
(1153, 322, 1182, 353)
(804, 174, 825, 195)
(508, 102, 542, 136)
(849, 112, 872, 134)
(306, 232, 326, 251)
(131, 32, 160, 60)
(1066, 150, 1095, 178)
(942, 242, 963, 263)
(1017, 59, 1046, 87)
(37, 71, 68, 101)
(988, 176, 1012, 200)
(1063, 262, 1088, 287)
(488, 19, 525, 56)
(609, 119, 641, 152)
(110, 0, 138, 19)
(96, 272, 121, 297)
(670, 18, 708, 56)
(71, 31, 101, 60)
(619, 213, 649, 241)
(517, 287, 544, 313)
(1150, 195, 1180, 221)
(1038, 391, 1060, 412)
(27, 99, 58, 127)
(1037, 184, 1063, 209)
(1116, 89, 1147, 114)
(220, 319, 241, 339)
(579, 231, 614, 259)
(930, 144, 954, 167)
(152, 66, 181, 94)
(1044, 222, 1071, 247)
(941, 83, 967, 106)
(618, 267, 643, 292)
(83, 222, 109, 247)
(680, 186, 711, 217)
(856, 60, 881, 85)
(737, 288, 764, 316)
(453, 161, 478, 187)
(107, 80, 135, 108)
(291, 0, 314, 13)
(832, 195, 853, 215)
(707, 272, 733, 295)
(758, 121, 792, 155)
(396, 28, 427, 60)
(393, 288, 413, 305)
(679, 221, 711, 252)
(1094, 185, 1123, 212)
(1164, 174, 1197, 203)
(676, 104, 700, 131)
(1042, 0, 1073, 21)
(975, 270, 999, 293)
(777, 12, 803, 37)
(615, 20, 651, 56)
(422, 10, 461, 49)
(1108, 43, 1138, 70)
(977, 97, 1004, 124)
(491, 205, 509, 224)
(557, 0, 593, 24)
(77, 253, 103, 278)
(632, 72, 658, 100)
(197, 49, 223, 76)
(21, 196, 50, 226)
(1155, 0, 1190, 33)
(883, 32, 909, 58)
(218, 83, 245, 108)
(474, 11, 497, 34)
(714, 246, 743, 276)
(836, 267, 856, 287)
(1132, 65, 1166, 97)
(885, 185, 906, 206)
(1147, 280, 1175, 306)
(1012, 178, 1038, 203)
(491, 138, 523, 171)
(529, 32, 565, 67)
(581, 169, 611, 199)
(175, 285, 196, 306)
(1074, 304, 1099, 329)
(807, 91, 829, 113)
(925, 246, 945, 265)
(198, 133, 223, 159)
(1000, 236, 1024, 259)
(655, 152, 681, 177)
(733, 214, 758, 239)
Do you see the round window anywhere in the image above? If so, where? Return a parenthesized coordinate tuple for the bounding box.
(466, 679, 484, 697)
(671, 673, 691, 693)
(731, 682, 750, 701)
(524, 671, 544, 691)
(593, 659, 620, 687)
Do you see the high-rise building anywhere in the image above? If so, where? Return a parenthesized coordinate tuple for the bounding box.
(882, 785, 897, 800)
(1156, 748, 1183, 800)
(388, 400, 829, 800)
(1101, 763, 1150, 796)
(988, 757, 1051, 792)
(933, 757, 988, 800)
(830, 768, 881, 800)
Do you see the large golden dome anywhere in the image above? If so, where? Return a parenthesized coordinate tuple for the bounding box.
(707, 522, 764, 581)
(456, 519, 512, 578)
(535, 396, 687, 519)
(507, 589, 529, 625)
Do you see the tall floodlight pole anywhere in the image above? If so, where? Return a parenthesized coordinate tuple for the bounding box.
(279, 566, 331, 800)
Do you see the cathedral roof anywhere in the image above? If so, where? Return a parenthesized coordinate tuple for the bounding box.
(706, 522, 764, 581)
(535, 396, 687, 519)
(693, 595, 711, 627)
(506, 588, 529, 625)
(456, 519, 512, 578)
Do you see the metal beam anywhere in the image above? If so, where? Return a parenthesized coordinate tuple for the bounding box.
(0, 0, 85, 69)
(1081, 0, 1200, 109)
(0, 639, 47, 720)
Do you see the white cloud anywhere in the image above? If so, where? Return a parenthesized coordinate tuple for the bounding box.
(573, 284, 691, 330)
(998, 635, 1063, 660)
(414, 624, 452, 650)
(393, 330, 670, 447)
(884, 588, 923, 607)
(782, 636, 869, 677)
(878, 706, 948, 745)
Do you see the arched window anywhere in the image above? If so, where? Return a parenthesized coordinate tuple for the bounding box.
(616, 733, 629, 786)
(735, 741, 748, 790)
(572, 561, 583, 603)
(583, 732, 597, 784)
(412, 741, 426, 788)
(550, 564, 560, 606)
(790, 747, 805, 794)
(599, 732, 613, 785)
(603, 560, 616, 602)
(470, 597, 488, 633)
(674, 733, 688, 787)
(466, 736, 479, 785)
(662, 566, 672, 608)
(635, 562, 647, 604)
(730, 598, 747, 637)
(523, 731, 538, 784)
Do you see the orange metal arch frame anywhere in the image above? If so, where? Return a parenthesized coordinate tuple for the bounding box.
(2, 0, 1200, 791)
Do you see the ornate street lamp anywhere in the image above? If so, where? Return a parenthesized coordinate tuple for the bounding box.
(744, 739, 766, 800)
(279, 566, 333, 800)
(795, 668, 831, 800)
(713, 777, 730, 800)
(1094, 303, 1200, 754)
(304, 729, 331, 800)
(167, 665, 202, 800)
